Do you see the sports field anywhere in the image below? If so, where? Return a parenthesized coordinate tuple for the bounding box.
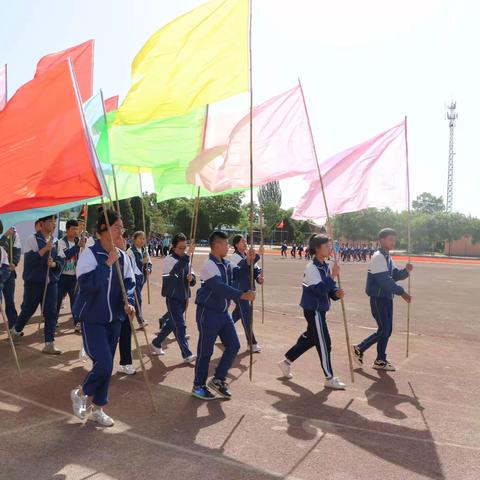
(1, 253, 479, 480)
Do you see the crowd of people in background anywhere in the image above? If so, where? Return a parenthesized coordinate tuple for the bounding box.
(280, 240, 379, 263)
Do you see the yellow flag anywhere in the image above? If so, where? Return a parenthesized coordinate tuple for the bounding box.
(115, 0, 249, 125)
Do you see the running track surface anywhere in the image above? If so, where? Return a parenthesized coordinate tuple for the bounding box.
(0, 254, 478, 480)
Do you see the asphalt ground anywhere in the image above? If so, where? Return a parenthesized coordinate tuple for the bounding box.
(0, 251, 479, 480)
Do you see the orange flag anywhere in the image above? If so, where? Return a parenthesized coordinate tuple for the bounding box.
(104, 95, 119, 113)
(35, 40, 94, 101)
(0, 60, 102, 213)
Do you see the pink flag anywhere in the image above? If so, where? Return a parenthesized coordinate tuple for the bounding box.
(187, 85, 317, 192)
(292, 121, 407, 221)
(0, 64, 6, 111)
(35, 40, 94, 102)
(104, 95, 119, 113)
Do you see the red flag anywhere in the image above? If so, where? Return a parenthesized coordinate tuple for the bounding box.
(0, 60, 102, 213)
(277, 220, 285, 229)
(104, 95, 119, 113)
(0, 64, 6, 111)
(35, 40, 94, 102)
(80, 204, 88, 218)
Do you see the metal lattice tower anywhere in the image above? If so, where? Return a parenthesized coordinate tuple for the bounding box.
(445, 101, 457, 213)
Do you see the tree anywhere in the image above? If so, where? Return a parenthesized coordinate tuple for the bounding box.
(200, 193, 244, 229)
(412, 192, 445, 214)
(130, 196, 151, 235)
(258, 181, 282, 207)
(119, 199, 135, 233)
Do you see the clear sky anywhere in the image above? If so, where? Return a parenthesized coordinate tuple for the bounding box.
(1, 0, 478, 216)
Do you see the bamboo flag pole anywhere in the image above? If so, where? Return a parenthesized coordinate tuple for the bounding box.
(101, 203, 157, 412)
(259, 212, 265, 324)
(298, 78, 355, 383)
(405, 115, 412, 357)
(248, 0, 255, 381)
(138, 172, 151, 305)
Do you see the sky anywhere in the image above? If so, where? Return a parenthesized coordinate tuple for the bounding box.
(1, 0, 478, 216)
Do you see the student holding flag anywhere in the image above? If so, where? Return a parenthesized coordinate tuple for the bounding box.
(229, 234, 263, 353)
(71, 208, 136, 427)
(0, 226, 22, 329)
(352, 228, 413, 371)
(57, 219, 84, 332)
(127, 231, 152, 328)
(10, 216, 64, 354)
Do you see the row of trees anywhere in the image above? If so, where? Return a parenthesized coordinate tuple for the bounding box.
(83, 188, 479, 255)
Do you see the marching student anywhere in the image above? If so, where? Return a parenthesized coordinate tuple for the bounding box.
(291, 241, 297, 259)
(0, 244, 11, 297)
(151, 233, 196, 362)
(70, 208, 136, 427)
(298, 242, 304, 259)
(192, 231, 255, 400)
(229, 234, 263, 353)
(278, 234, 346, 390)
(0, 226, 21, 328)
(57, 219, 84, 332)
(77, 217, 95, 248)
(352, 228, 412, 371)
(127, 231, 152, 328)
(10, 215, 64, 354)
(280, 241, 288, 258)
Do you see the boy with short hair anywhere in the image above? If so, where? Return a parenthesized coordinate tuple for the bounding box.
(352, 228, 413, 371)
(192, 231, 256, 400)
(10, 215, 65, 354)
(57, 219, 83, 331)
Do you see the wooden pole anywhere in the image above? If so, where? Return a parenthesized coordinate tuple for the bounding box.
(38, 232, 52, 334)
(248, 0, 255, 381)
(298, 78, 355, 383)
(405, 116, 412, 357)
(1, 303, 21, 376)
(138, 173, 151, 305)
(259, 212, 265, 324)
(101, 203, 157, 412)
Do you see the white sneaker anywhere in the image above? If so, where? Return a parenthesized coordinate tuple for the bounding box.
(74, 324, 81, 334)
(183, 354, 197, 364)
(278, 359, 293, 379)
(185, 334, 191, 340)
(90, 408, 114, 427)
(70, 387, 87, 420)
(373, 360, 396, 371)
(9, 327, 21, 344)
(324, 376, 346, 390)
(79, 347, 89, 362)
(151, 343, 165, 356)
(118, 364, 136, 375)
(251, 343, 262, 353)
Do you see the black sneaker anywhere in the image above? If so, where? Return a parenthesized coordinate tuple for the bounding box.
(191, 385, 216, 400)
(208, 378, 232, 399)
(352, 345, 363, 366)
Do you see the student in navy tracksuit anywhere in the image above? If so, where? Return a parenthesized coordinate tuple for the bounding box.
(57, 219, 84, 331)
(127, 231, 152, 327)
(70, 208, 136, 427)
(352, 228, 412, 371)
(151, 233, 196, 362)
(192, 231, 256, 400)
(10, 215, 64, 354)
(278, 234, 346, 390)
(229, 235, 263, 353)
(0, 226, 21, 328)
(0, 245, 11, 298)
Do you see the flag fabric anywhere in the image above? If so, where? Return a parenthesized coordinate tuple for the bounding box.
(35, 40, 94, 102)
(115, 0, 249, 125)
(187, 85, 317, 192)
(104, 95, 119, 113)
(108, 107, 206, 169)
(277, 220, 285, 229)
(0, 64, 6, 111)
(0, 60, 102, 215)
(292, 121, 407, 221)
